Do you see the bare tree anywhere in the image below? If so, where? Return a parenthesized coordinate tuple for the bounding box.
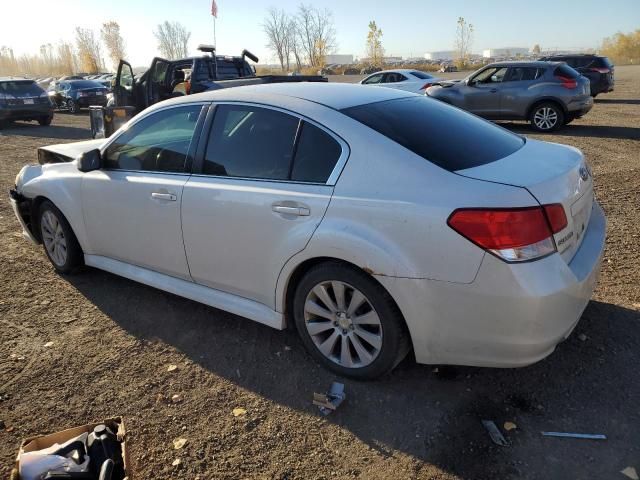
(454, 17, 474, 67)
(532, 44, 541, 56)
(287, 19, 303, 70)
(296, 4, 336, 67)
(154, 21, 191, 60)
(366, 21, 384, 66)
(264, 8, 290, 72)
(101, 21, 126, 70)
(57, 42, 77, 74)
(75, 27, 102, 73)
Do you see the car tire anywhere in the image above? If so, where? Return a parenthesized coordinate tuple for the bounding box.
(293, 261, 410, 379)
(38, 201, 83, 274)
(67, 99, 78, 114)
(529, 102, 564, 132)
(38, 116, 53, 126)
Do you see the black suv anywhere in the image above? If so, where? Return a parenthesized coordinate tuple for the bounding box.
(0, 78, 54, 127)
(539, 54, 614, 97)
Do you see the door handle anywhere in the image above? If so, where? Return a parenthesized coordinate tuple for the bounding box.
(272, 205, 310, 216)
(151, 192, 177, 201)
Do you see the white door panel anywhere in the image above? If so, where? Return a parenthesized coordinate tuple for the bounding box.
(81, 170, 191, 279)
(182, 177, 333, 308)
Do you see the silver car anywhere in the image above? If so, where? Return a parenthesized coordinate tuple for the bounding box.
(426, 61, 593, 132)
(10, 84, 605, 379)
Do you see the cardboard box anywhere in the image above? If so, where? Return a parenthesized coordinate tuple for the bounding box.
(13, 417, 131, 480)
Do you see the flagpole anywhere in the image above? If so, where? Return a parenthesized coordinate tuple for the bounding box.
(213, 16, 217, 48)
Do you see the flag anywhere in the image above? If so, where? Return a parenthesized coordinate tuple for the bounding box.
(211, 0, 218, 18)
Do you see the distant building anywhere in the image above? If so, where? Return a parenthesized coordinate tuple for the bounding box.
(424, 51, 456, 61)
(360, 56, 403, 64)
(325, 54, 354, 64)
(482, 47, 529, 58)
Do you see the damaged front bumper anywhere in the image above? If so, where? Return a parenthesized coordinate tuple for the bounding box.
(9, 189, 38, 244)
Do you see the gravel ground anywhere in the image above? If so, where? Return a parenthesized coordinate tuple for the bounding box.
(1, 66, 639, 480)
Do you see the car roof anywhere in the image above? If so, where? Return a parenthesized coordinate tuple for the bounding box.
(487, 61, 559, 68)
(161, 82, 415, 111)
(0, 77, 34, 82)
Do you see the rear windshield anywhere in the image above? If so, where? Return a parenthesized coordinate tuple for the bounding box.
(410, 71, 433, 80)
(341, 97, 524, 172)
(0, 80, 44, 96)
(68, 80, 105, 89)
(596, 57, 613, 68)
(553, 64, 579, 78)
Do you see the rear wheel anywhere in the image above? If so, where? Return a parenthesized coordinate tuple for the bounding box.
(38, 201, 83, 274)
(293, 262, 410, 379)
(529, 102, 564, 132)
(38, 115, 53, 126)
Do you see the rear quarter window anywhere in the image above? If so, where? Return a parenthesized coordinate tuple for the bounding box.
(0, 81, 44, 96)
(341, 97, 524, 172)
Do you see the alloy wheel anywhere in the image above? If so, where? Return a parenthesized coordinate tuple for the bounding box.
(41, 210, 68, 267)
(303, 280, 383, 368)
(533, 107, 558, 130)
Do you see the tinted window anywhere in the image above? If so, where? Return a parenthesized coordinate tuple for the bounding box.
(104, 105, 202, 172)
(291, 123, 342, 183)
(410, 71, 433, 80)
(384, 73, 407, 83)
(203, 105, 299, 180)
(341, 97, 524, 172)
(508, 67, 544, 81)
(0, 81, 44, 96)
(596, 57, 613, 68)
(553, 64, 579, 79)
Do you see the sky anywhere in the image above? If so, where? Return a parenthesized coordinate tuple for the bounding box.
(1, 0, 638, 69)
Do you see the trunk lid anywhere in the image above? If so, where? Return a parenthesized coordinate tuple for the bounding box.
(456, 139, 594, 263)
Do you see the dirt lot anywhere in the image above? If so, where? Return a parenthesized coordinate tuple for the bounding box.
(1, 66, 639, 480)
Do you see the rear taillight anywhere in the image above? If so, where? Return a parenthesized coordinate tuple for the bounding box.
(447, 204, 567, 262)
(555, 75, 577, 89)
(421, 82, 433, 90)
(590, 67, 610, 74)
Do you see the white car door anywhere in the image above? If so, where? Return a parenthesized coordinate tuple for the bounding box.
(181, 103, 347, 308)
(82, 104, 206, 280)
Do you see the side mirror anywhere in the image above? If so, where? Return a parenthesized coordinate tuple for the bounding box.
(77, 149, 102, 172)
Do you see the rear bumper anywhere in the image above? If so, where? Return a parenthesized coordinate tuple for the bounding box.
(0, 105, 53, 121)
(76, 97, 107, 108)
(378, 201, 606, 367)
(567, 95, 594, 117)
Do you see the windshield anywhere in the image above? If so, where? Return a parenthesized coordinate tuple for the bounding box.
(68, 80, 105, 89)
(341, 97, 525, 172)
(0, 80, 44, 96)
(410, 71, 434, 80)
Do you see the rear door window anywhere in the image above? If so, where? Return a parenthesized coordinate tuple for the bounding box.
(203, 105, 299, 180)
(507, 67, 544, 81)
(341, 97, 524, 172)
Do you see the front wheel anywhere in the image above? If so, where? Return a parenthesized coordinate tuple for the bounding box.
(38, 201, 83, 274)
(293, 262, 410, 379)
(67, 99, 79, 114)
(529, 102, 564, 132)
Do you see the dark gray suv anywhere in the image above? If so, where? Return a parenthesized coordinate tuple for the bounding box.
(426, 61, 593, 132)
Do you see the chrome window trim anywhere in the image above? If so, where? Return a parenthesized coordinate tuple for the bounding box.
(194, 100, 350, 186)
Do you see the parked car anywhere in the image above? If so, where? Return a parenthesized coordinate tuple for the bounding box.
(48, 80, 109, 113)
(343, 67, 360, 75)
(360, 69, 444, 94)
(539, 54, 614, 97)
(10, 83, 605, 379)
(0, 77, 54, 127)
(360, 66, 382, 75)
(439, 65, 458, 73)
(426, 61, 593, 131)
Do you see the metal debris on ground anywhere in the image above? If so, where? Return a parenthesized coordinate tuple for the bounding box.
(541, 431, 607, 440)
(313, 382, 346, 416)
(481, 420, 509, 446)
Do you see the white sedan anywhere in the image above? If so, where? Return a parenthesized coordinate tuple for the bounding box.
(359, 69, 443, 94)
(10, 83, 605, 379)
